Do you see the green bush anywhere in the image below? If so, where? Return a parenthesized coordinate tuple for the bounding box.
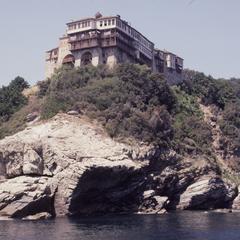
(41, 64, 231, 153)
(0, 76, 29, 122)
(219, 102, 240, 155)
(0, 96, 42, 139)
(181, 69, 239, 109)
(181, 70, 240, 155)
(1, 64, 239, 160)
(41, 64, 176, 147)
(171, 86, 211, 154)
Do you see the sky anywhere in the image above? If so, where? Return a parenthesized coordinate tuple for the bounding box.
(0, 0, 240, 86)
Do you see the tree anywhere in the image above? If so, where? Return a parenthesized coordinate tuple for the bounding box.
(0, 77, 29, 121)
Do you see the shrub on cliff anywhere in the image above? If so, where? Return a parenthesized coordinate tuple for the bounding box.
(40, 64, 219, 152)
(41, 64, 176, 147)
(219, 102, 240, 155)
(181, 70, 240, 155)
(171, 86, 212, 154)
(0, 76, 29, 122)
(181, 69, 238, 109)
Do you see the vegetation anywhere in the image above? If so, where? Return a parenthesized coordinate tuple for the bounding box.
(40, 64, 176, 147)
(0, 77, 29, 138)
(0, 77, 29, 121)
(1, 65, 239, 158)
(181, 70, 239, 109)
(219, 102, 240, 155)
(181, 69, 240, 155)
(171, 86, 212, 154)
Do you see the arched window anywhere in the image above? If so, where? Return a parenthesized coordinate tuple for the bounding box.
(62, 54, 75, 68)
(81, 52, 92, 65)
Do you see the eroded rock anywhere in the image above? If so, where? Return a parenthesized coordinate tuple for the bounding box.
(232, 187, 240, 210)
(0, 114, 148, 218)
(0, 176, 56, 218)
(23, 212, 52, 220)
(177, 176, 237, 210)
(0, 113, 238, 219)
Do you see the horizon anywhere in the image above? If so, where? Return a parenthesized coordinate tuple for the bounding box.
(1, 0, 240, 86)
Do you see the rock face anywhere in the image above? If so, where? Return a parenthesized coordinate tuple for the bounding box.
(0, 176, 56, 218)
(0, 113, 238, 219)
(177, 176, 237, 210)
(0, 114, 148, 218)
(138, 190, 169, 214)
(232, 187, 240, 210)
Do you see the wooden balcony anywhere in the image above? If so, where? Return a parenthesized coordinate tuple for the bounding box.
(68, 34, 99, 43)
(70, 39, 100, 50)
(101, 32, 117, 38)
(101, 37, 116, 47)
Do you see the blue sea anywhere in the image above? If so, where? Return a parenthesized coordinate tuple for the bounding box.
(1, 211, 240, 240)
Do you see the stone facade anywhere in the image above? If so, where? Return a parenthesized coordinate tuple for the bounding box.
(45, 13, 184, 84)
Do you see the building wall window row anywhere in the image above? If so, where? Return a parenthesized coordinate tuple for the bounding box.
(46, 14, 184, 84)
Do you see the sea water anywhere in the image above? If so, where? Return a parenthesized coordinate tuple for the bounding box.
(1, 211, 240, 240)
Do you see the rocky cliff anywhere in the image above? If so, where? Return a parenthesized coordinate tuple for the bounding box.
(0, 113, 240, 219)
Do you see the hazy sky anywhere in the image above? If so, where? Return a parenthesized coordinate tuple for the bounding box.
(0, 0, 240, 86)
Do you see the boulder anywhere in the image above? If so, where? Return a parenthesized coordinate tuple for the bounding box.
(139, 192, 168, 214)
(67, 110, 80, 116)
(153, 196, 168, 207)
(23, 147, 43, 175)
(26, 112, 39, 123)
(143, 190, 155, 200)
(1, 142, 25, 178)
(0, 176, 56, 218)
(232, 187, 240, 210)
(23, 212, 52, 220)
(177, 176, 237, 210)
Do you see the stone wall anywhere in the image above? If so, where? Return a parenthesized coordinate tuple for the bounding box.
(45, 59, 57, 79)
(164, 69, 183, 85)
(57, 37, 72, 65)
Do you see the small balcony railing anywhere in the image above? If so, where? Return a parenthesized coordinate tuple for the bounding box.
(70, 40, 99, 50)
(68, 34, 99, 43)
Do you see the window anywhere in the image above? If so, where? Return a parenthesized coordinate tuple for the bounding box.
(112, 19, 115, 25)
(104, 20, 107, 26)
(81, 52, 92, 65)
(78, 23, 81, 28)
(100, 21, 103, 27)
(117, 20, 120, 27)
(108, 19, 111, 25)
(73, 24, 76, 29)
(87, 21, 90, 27)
